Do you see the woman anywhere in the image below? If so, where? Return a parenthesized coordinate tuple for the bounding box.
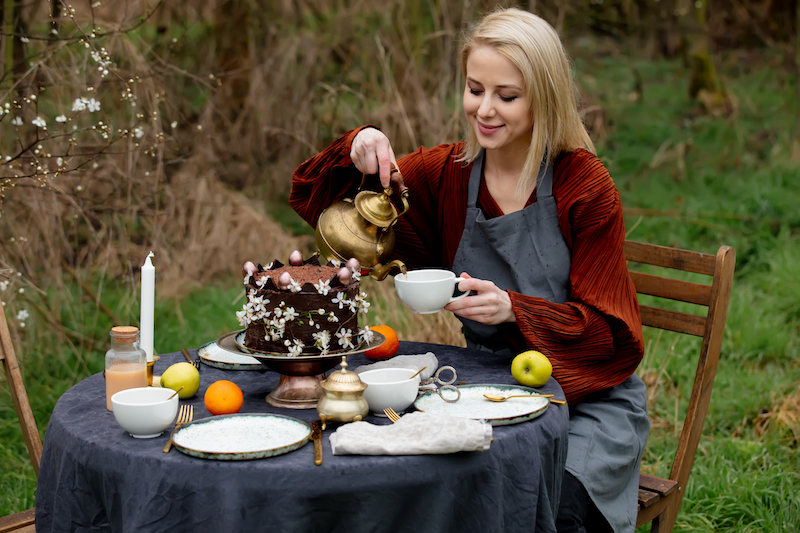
(290, 8, 649, 533)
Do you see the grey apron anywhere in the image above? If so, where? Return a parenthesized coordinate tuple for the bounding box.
(451, 150, 649, 533)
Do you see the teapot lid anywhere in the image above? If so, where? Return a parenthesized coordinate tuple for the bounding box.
(321, 357, 367, 393)
(354, 188, 398, 228)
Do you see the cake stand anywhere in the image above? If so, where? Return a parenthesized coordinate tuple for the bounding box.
(216, 330, 385, 409)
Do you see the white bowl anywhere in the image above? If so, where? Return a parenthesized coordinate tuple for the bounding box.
(111, 387, 179, 438)
(358, 368, 421, 416)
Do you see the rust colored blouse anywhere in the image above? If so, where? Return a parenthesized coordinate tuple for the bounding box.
(290, 127, 644, 404)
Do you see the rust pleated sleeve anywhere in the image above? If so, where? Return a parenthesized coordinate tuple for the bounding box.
(290, 128, 644, 404)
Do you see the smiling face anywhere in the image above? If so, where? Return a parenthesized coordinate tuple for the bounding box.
(463, 46, 533, 157)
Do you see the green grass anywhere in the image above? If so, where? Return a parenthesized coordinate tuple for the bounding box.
(2, 49, 800, 531)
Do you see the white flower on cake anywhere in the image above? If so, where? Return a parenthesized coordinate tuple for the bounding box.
(288, 279, 302, 293)
(336, 328, 355, 350)
(313, 330, 331, 352)
(283, 306, 299, 321)
(236, 309, 251, 326)
(330, 259, 342, 268)
(288, 339, 304, 357)
(332, 292, 347, 309)
(327, 312, 339, 322)
(255, 275, 270, 288)
(352, 270, 361, 281)
(314, 279, 331, 295)
(359, 326, 374, 344)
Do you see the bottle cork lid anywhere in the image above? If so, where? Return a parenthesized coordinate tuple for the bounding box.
(110, 326, 139, 343)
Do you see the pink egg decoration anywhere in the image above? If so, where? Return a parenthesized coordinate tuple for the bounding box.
(345, 257, 360, 273)
(337, 267, 352, 285)
(243, 261, 257, 277)
(288, 250, 303, 266)
(278, 272, 292, 289)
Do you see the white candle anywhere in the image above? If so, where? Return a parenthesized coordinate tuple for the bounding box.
(140, 251, 155, 362)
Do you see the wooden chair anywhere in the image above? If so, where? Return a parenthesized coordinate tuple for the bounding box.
(624, 241, 736, 533)
(0, 298, 41, 533)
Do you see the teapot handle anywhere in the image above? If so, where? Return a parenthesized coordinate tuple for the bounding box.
(389, 188, 410, 227)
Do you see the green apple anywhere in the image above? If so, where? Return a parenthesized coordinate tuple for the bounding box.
(160, 362, 200, 399)
(510, 350, 552, 388)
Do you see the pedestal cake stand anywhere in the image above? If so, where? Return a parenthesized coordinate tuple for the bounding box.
(216, 330, 385, 409)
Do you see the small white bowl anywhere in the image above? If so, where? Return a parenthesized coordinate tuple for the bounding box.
(358, 368, 421, 416)
(111, 387, 179, 438)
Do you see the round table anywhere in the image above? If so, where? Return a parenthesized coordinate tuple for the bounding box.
(35, 341, 569, 533)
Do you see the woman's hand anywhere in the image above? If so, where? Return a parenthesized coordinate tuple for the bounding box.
(350, 128, 406, 190)
(444, 273, 516, 325)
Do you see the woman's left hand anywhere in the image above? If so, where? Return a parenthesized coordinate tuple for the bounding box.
(444, 273, 516, 325)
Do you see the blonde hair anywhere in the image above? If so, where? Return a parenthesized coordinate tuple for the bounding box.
(459, 8, 595, 197)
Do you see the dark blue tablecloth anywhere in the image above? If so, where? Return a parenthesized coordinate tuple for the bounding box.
(35, 341, 569, 533)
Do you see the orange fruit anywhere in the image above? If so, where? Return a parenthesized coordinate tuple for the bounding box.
(204, 380, 244, 416)
(365, 325, 400, 360)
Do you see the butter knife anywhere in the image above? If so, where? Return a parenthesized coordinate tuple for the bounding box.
(311, 420, 323, 466)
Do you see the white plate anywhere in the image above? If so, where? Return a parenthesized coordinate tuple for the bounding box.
(197, 340, 263, 371)
(171, 413, 311, 460)
(414, 384, 549, 426)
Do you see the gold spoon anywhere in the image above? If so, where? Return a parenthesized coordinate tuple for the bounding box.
(410, 366, 428, 380)
(483, 393, 567, 406)
(167, 386, 185, 400)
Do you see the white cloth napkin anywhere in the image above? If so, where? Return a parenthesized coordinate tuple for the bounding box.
(353, 352, 439, 382)
(329, 411, 492, 455)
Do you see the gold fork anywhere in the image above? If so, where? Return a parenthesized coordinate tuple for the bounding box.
(383, 407, 401, 423)
(182, 348, 201, 370)
(163, 404, 193, 453)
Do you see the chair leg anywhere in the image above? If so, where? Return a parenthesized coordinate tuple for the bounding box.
(649, 498, 681, 533)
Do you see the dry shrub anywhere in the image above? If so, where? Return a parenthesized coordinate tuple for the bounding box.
(754, 385, 800, 447)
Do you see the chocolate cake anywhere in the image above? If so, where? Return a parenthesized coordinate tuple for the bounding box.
(236, 254, 372, 356)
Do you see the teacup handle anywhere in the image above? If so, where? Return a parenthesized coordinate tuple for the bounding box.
(448, 277, 469, 304)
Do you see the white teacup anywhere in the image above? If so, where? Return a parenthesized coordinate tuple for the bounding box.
(394, 269, 468, 314)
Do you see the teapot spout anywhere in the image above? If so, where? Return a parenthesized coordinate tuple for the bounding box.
(369, 260, 407, 281)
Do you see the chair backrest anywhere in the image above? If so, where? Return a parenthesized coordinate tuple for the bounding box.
(0, 298, 42, 475)
(624, 241, 735, 531)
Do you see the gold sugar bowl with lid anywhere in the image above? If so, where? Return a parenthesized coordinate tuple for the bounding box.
(317, 357, 369, 429)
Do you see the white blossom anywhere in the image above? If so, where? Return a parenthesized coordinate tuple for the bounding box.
(288, 279, 302, 293)
(134, 127, 144, 138)
(0, 280, 9, 291)
(313, 330, 331, 351)
(330, 259, 342, 268)
(11, 117, 23, 126)
(283, 307, 299, 321)
(332, 292, 347, 309)
(313, 279, 331, 295)
(16, 309, 29, 321)
(288, 339, 304, 357)
(32, 116, 47, 128)
(336, 328, 354, 350)
(359, 326, 374, 344)
(55, 115, 67, 122)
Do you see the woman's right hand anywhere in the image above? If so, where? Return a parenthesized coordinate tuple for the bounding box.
(350, 128, 406, 190)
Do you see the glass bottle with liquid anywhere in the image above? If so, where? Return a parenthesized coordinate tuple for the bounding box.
(105, 326, 147, 411)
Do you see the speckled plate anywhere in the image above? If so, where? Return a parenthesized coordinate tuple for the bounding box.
(197, 340, 264, 371)
(414, 384, 549, 426)
(171, 413, 311, 460)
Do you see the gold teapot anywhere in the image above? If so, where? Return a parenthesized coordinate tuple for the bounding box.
(317, 357, 369, 429)
(315, 174, 409, 281)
